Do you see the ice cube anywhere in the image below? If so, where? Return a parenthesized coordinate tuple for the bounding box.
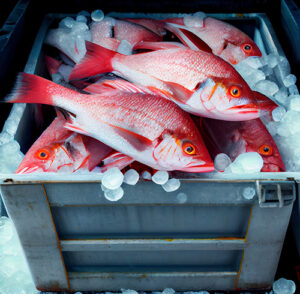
(152, 171, 169, 185)
(260, 65, 273, 76)
(58, 64, 73, 81)
(288, 84, 299, 95)
(253, 80, 279, 97)
(177, 192, 187, 203)
(272, 106, 286, 122)
(242, 56, 263, 69)
(214, 153, 232, 172)
(242, 187, 256, 200)
(123, 169, 139, 185)
(101, 167, 124, 190)
(283, 74, 297, 87)
(104, 187, 124, 201)
(289, 97, 300, 111)
(273, 278, 296, 294)
(162, 288, 175, 294)
(266, 121, 278, 136)
(229, 152, 264, 173)
(76, 15, 87, 23)
(91, 10, 104, 22)
(0, 131, 13, 145)
(0, 217, 14, 245)
(122, 289, 139, 294)
(59, 17, 75, 29)
(162, 178, 181, 192)
(117, 40, 133, 55)
(274, 87, 288, 104)
(184, 11, 206, 28)
(266, 53, 279, 68)
(141, 171, 152, 180)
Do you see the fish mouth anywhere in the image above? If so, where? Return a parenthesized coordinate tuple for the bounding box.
(15, 166, 40, 174)
(253, 91, 278, 112)
(261, 162, 286, 172)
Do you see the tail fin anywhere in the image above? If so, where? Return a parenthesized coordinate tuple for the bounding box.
(69, 41, 119, 80)
(5, 73, 81, 106)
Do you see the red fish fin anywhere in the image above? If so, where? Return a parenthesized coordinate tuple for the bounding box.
(83, 83, 114, 94)
(45, 55, 62, 76)
(165, 23, 212, 53)
(64, 121, 90, 136)
(102, 79, 150, 94)
(108, 124, 153, 151)
(164, 18, 185, 25)
(163, 81, 193, 103)
(5, 73, 59, 105)
(101, 151, 134, 172)
(69, 41, 119, 80)
(133, 41, 186, 51)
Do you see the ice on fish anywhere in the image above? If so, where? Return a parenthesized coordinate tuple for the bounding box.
(177, 192, 187, 204)
(141, 170, 152, 180)
(101, 167, 124, 190)
(162, 178, 181, 192)
(272, 106, 286, 122)
(242, 187, 256, 200)
(184, 11, 206, 28)
(240, 56, 263, 69)
(214, 153, 232, 171)
(234, 64, 266, 88)
(253, 80, 279, 97)
(273, 278, 296, 294)
(91, 9, 104, 22)
(152, 171, 169, 185)
(104, 187, 124, 201)
(124, 169, 139, 185)
(283, 74, 297, 87)
(227, 152, 264, 173)
(117, 40, 133, 55)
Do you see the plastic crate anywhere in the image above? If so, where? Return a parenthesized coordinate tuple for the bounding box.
(0, 12, 298, 292)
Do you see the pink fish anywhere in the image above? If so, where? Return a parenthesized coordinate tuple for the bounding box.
(124, 18, 166, 36)
(16, 113, 112, 174)
(164, 14, 262, 64)
(91, 17, 161, 51)
(198, 117, 285, 172)
(7, 73, 214, 173)
(70, 42, 277, 121)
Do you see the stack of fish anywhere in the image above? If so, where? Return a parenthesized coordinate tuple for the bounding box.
(5, 10, 286, 179)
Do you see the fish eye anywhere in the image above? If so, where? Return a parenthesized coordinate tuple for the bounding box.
(36, 149, 50, 160)
(230, 86, 241, 98)
(258, 144, 273, 156)
(242, 43, 252, 53)
(183, 142, 196, 155)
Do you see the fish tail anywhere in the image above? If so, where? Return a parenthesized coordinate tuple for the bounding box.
(5, 73, 79, 106)
(69, 41, 119, 80)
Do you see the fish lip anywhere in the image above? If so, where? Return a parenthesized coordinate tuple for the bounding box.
(15, 166, 40, 174)
(261, 163, 285, 172)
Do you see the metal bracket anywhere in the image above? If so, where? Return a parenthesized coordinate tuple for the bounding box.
(256, 181, 296, 208)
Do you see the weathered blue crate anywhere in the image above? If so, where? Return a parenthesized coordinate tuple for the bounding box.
(0, 12, 298, 292)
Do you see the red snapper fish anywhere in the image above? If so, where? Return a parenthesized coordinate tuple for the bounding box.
(7, 73, 214, 173)
(16, 113, 112, 174)
(91, 17, 161, 51)
(164, 13, 262, 64)
(198, 117, 285, 172)
(70, 42, 277, 121)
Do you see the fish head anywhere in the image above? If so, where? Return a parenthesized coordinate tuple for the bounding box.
(153, 133, 214, 172)
(15, 141, 75, 174)
(188, 78, 262, 120)
(259, 143, 286, 172)
(219, 39, 262, 65)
